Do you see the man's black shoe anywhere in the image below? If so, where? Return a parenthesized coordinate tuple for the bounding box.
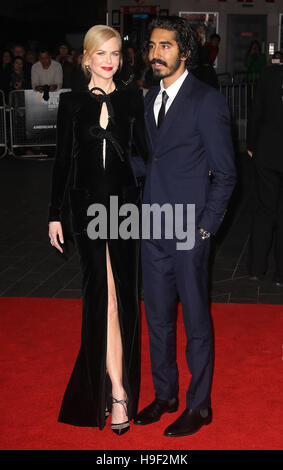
(164, 408, 212, 437)
(134, 398, 179, 425)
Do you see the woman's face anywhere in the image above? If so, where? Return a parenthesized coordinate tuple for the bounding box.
(13, 58, 23, 73)
(251, 43, 260, 54)
(2, 51, 12, 64)
(85, 36, 120, 81)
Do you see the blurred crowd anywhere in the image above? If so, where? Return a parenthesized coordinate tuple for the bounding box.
(0, 31, 282, 105)
(0, 29, 222, 104)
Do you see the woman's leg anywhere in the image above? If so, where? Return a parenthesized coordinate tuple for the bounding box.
(105, 244, 128, 424)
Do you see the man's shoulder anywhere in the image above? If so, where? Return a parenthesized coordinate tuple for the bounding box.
(51, 59, 62, 68)
(31, 61, 41, 70)
(188, 73, 225, 107)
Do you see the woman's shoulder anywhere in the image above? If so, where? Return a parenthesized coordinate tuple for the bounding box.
(59, 90, 89, 108)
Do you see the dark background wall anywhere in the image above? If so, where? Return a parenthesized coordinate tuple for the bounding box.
(0, 0, 107, 51)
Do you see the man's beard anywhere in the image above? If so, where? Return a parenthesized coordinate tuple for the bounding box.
(150, 55, 182, 79)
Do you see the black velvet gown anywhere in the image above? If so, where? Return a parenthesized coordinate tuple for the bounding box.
(48, 82, 147, 429)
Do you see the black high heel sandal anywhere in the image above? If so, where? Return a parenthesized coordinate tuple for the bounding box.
(111, 397, 129, 435)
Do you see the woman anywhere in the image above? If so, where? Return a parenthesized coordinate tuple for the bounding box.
(10, 56, 26, 90)
(0, 49, 13, 99)
(244, 40, 266, 81)
(48, 25, 147, 435)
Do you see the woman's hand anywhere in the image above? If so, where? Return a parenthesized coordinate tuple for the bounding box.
(247, 150, 253, 158)
(49, 221, 64, 253)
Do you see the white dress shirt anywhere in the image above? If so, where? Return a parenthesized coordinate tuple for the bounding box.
(154, 69, 188, 124)
(31, 60, 63, 90)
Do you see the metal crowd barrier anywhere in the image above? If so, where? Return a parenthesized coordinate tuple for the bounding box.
(218, 79, 257, 152)
(0, 90, 8, 159)
(0, 81, 257, 159)
(9, 89, 70, 158)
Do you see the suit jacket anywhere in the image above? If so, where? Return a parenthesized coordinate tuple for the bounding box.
(247, 65, 283, 172)
(143, 72, 236, 237)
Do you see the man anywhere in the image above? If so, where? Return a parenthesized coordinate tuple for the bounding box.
(247, 61, 283, 286)
(134, 16, 236, 437)
(31, 49, 63, 93)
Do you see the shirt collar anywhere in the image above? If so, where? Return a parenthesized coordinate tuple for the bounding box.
(160, 69, 188, 99)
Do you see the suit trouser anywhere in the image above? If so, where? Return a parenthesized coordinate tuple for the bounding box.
(141, 237, 214, 410)
(248, 165, 283, 280)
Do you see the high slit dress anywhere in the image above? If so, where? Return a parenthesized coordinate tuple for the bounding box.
(48, 83, 147, 429)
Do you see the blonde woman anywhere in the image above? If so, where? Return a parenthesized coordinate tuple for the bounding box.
(48, 25, 147, 435)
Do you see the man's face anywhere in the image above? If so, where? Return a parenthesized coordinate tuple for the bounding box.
(39, 52, 51, 68)
(148, 28, 186, 80)
(59, 45, 68, 56)
(13, 46, 25, 57)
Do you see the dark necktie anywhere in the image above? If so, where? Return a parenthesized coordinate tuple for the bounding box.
(157, 90, 169, 128)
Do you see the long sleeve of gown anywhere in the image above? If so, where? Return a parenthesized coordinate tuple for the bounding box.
(48, 92, 73, 222)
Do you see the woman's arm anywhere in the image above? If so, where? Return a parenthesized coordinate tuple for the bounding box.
(48, 92, 74, 253)
(48, 92, 73, 222)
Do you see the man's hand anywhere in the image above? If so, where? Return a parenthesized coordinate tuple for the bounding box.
(247, 150, 253, 158)
(49, 85, 58, 92)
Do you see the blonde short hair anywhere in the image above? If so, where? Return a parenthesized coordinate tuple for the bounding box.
(82, 24, 122, 77)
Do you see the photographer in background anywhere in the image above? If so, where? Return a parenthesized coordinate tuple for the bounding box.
(31, 49, 63, 96)
(247, 58, 283, 286)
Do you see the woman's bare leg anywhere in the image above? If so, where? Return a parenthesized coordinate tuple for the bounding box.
(106, 244, 128, 424)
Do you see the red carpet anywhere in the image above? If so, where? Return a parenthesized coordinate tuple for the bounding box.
(0, 297, 282, 450)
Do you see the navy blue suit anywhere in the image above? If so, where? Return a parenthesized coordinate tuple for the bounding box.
(141, 72, 236, 409)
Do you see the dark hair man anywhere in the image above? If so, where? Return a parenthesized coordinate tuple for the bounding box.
(133, 16, 236, 437)
(31, 49, 63, 93)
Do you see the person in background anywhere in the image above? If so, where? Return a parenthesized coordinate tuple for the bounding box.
(267, 50, 283, 66)
(134, 49, 159, 95)
(0, 49, 13, 71)
(56, 42, 73, 88)
(244, 40, 266, 81)
(31, 49, 63, 94)
(119, 44, 138, 88)
(56, 42, 72, 63)
(204, 33, 221, 66)
(0, 49, 13, 99)
(9, 56, 30, 90)
(70, 50, 89, 91)
(11, 43, 32, 90)
(191, 25, 218, 88)
(26, 50, 37, 66)
(247, 59, 283, 286)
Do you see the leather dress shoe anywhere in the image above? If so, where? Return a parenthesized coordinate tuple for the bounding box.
(134, 398, 179, 425)
(164, 408, 212, 437)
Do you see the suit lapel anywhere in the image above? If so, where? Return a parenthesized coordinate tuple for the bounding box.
(155, 73, 193, 153)
(144, 86, 160, 151)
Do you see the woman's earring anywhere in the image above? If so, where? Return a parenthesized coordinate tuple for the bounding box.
(85, 65, 91, 72)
